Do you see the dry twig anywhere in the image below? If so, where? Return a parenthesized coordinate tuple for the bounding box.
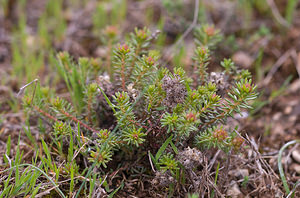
(260, 49, 293, 87)
(266, 0, 290, 28)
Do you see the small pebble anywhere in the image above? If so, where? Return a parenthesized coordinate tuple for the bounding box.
(232, 51, 253, 69)
(284, 106, 292, 114)
(288, 115, 297, 123)
(227, 181, 242, 198)
(292, 150, 300, 164)
(291, 163, 300, 174)
(229, 169, 249, 178)
(272, 112, 282, 121)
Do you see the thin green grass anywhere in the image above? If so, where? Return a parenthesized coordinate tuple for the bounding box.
(210, 162, 220, 198)
(278, 140, 300, 197)
(285, 0, 299, 24)
(1, 135, 66, 198)
(0, 164, 66, 198)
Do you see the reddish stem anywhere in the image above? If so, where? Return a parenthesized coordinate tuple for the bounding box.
(58, 109, 99, 133)
(34, 106, 58, 122)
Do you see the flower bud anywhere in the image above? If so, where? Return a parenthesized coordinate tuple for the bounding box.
(118, 44, 130, 54)
(104, 25, 118, 39)
(136, 29, 147, 40)
(145, 56, 154, 66)
(232, 137, 244, 150)
(204, 26, 215, 36)
(186, 112, 196, 122)
(196, 46, 208, 56)
(213, 128, 228, 141)
(243, 83, 252, 93)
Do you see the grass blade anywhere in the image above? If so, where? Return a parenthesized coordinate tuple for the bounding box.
(278, 139, 300, 195)
(155, 135, 173, 161)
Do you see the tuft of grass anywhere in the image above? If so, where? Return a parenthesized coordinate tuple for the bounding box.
(1, 135, 66, 198)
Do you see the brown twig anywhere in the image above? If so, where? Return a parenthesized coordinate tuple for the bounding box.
(266, 0, 290, 28)
(148, 151, 156, 172)
(290, 50, 300, 78)
(17, 78, 39, 98)
(208, 150, 221, 171)
(260, 49, 293, 87)
(174, 0, 200, 46)
(164, 0, 200, 61)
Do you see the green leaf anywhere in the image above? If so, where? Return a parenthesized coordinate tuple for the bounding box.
(97, 85, 116, 113)
(155, 135, 173, 161)
(170, 141, 178, 154)
(41, 139, 53, 171)
(31, 183, 42, 197)
(109, 180, 124, 198)
(4, 135, 11, 164)
(148, 151, 158, 168)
